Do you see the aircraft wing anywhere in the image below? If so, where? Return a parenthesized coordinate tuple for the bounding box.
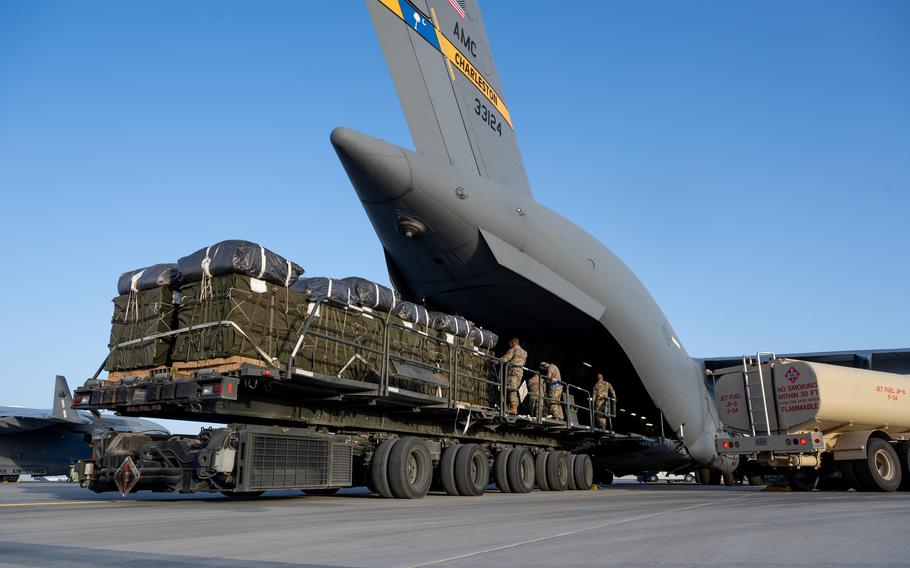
(0, 407, 91, 433)
(701, 348, 910, 374)
(367, 0, 532, 195)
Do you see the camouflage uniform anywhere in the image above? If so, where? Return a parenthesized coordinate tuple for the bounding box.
(545, 363, 564, 420)
(593, 377, 616, 429)
(527, 373, 543, 418)
(501, 344, 528, 413)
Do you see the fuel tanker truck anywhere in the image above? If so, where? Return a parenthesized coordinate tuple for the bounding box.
(713, 354, 910, 491)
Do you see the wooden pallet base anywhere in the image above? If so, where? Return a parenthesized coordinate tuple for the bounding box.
(106, 356, 266, 383)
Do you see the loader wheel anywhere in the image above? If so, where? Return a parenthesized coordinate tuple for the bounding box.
(454, 444, 488, 496)
(535, 451, 551, 491)
(388, 437, 432, 499)
(494, 449, 513, 493)
(853, 438, 901, 492)
(897, 443, 910, 491)
(220, 491, 264, 498)
(788, 468, 818, 491)
(2, 475, 19, 483)
(440, 444, 460, 496)
(507, 448, 535, 493)
(566, 455, 579, 490)
(573, 454, 594, 490)
(546, 451, 570, 491)
(370, 437, 399, 499)
(302, 488, 340, 496)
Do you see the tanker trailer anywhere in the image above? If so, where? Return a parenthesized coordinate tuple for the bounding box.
(713, 354, 910, 491)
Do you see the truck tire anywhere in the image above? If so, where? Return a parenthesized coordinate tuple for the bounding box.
(788, 468, 818, 491)
(535, 451, 551, 491)
(302, 488, 340, 495)
(897, 443, 910, 491)
(853, 438, 901, 492)
(573, 454, 594, 490)
(507, 448, 535, 493)
(440, 444, 460, 496)
(388, 437, 432, 499)
(494, 449, 512, 493)
(371, 437, 399, 499)
(547, 451, 570, 491)
(566, 455, 579, 490)
(454, 444, 488, 496)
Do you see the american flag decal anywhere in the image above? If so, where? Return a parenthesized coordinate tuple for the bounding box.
(448, 0, 466, 19)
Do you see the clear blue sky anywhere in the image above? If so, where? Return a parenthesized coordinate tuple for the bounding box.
(1, 1, 908, 427)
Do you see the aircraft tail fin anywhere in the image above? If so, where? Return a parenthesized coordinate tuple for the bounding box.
(51, 376, 79, 422)
(367, 0, 531, 195)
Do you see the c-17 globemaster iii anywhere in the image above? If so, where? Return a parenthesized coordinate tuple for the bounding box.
(331, 0, 910, 480)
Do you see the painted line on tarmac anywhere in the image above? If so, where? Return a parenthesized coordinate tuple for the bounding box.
(0, 501, 115, 508)
(409, 493, 756, 567)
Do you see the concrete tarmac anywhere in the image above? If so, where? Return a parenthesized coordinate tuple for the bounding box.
(1, 481, 908, 567)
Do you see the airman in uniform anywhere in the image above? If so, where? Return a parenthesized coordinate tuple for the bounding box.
(527, 372, 543, 418)
(501, 337, 528, 414)
(540, 362, 564, 420)
(593, 372, 617, 429)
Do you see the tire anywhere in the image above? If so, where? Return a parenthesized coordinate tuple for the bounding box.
(838, 460, 863, 491)
(388, 437, 433, 499)
(494, 449, 512, 493)
(897, 443, 910, 491)
(440, 444, 460, 496)
(684, 473, 695, 483)
(747, 475, 763, 486)
(695, 467, 711, 485)
(566, 455, 579, 490)
(2, 475, 19, 483)
(535, 451, 551, 491)
(370, 437, 399, 499)
(595, 468, 614, 486)
(220, 491, 264, 498)
(547, 451, 571, 491)
(853, 438, 901, 492)
(507, 448, 535, 493)
(573, 454, 594, 490)
(454, 444, 489, 496)
(302, 488, 340, 496)
(788, 468, 818, 491)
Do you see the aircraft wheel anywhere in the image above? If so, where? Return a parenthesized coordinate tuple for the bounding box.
(507, 448, 535, 493)
(566, 455, 579, 490)
(684, 473, 695, 483)
(440, 444, 461, 496)
(595, 469, 614, 486)
(896, 442, 910, 491)
(788, 468, 818, 491)
(220, 491, 264, 498)
(546, 451, 571, 491)
(573, 454, 594, 490)
(370, 437, 399, 499)
(3, 475, 19, 483)
(535, 451, 551, 491)
(302, 488, 340, 496)
(853, 438, 901, 492)
(454, 444, 488, 496)
(838, 460, 864, 491)
(388, 437, 433, 499)
(494, 449, 513, 493)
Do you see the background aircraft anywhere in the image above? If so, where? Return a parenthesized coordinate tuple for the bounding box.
(0, 376, 167, 482)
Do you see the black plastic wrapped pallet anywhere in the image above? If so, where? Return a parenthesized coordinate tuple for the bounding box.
(390, 301, 430, 328)
(341, 277, 398, 312)
(428, 311, 472, 337)
(117, 264, 181, 295)
(467, 326, 499, 350)
(291, 277, 352, 306)
(178, 240, 304, 287)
